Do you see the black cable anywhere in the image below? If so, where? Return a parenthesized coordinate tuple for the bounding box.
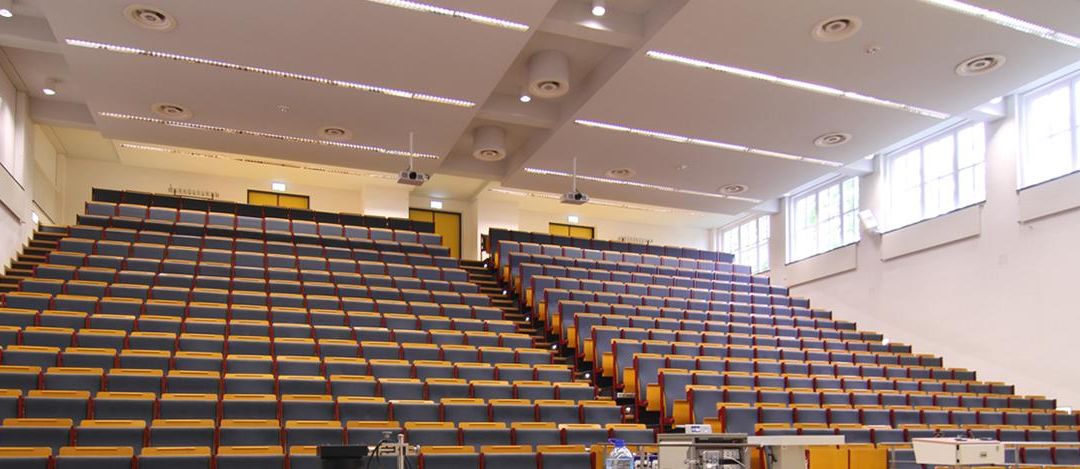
(365, 440, 384, 469)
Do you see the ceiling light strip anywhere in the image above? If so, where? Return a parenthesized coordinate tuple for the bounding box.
(488, 187, 703, 215)
(645, 50, 950, 119)
(523, 167, 762, 203)
(102, 112, 440, 159)
(574, 119, 844, 168)
(916, 0, 1080, 48)
(366, 0, 529, 31)
(66, 39, 476, 108)
(119, 143, 400, 180)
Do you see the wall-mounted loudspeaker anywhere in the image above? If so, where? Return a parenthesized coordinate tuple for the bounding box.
(859, 209, 881, 234)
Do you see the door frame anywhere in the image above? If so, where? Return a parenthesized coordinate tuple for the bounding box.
(409, 208, 463, 259)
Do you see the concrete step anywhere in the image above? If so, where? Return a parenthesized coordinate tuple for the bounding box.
(23, 247, 52, 257)
(29, 240, 58, 250)
(10, 261, 39, 271)
(2, 269, 32, 280)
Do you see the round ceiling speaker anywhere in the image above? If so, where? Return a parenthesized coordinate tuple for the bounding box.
(719, 184, 749, 195)
(814, 132, 852, 147)
(472, 125, 507, 161)
(812, 16, 861, 42)
(319, 126, 352, 140)
(528, 50, 570, 99)
(955, 54, 1006, 76)
(605, 168, 635, 179)
(124, 4, 177, 31)
(151, 102, 191, 119)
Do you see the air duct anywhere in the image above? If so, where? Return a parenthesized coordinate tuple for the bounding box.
(472, 125, 507, 161)
(528, 50, 570, 99)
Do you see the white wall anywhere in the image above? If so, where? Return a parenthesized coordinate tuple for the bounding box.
(0, 69, 49, 274)
(769, 101, 1080, 408)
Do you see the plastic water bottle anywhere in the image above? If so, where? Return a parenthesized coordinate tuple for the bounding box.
(605, 438, 635, 469)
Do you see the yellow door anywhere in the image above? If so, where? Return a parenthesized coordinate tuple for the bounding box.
(410, 209, 462, 258)
(248, 191, 278, 207)
(247, 190, 310, 209)
(550, 223, 594, 239)
(277, 194, 310, 209)
(568, 225, 594, 239)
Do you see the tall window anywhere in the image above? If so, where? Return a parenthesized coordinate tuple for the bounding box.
(885, 122, 987, 229)
(719, 216, 770, 274)
(788, 177, 859, 262)
(1021, 72, 1080, 188)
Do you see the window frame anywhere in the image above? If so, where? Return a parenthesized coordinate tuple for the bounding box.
(786, 176, 860, 263)
(718, 215, 771, 274)
(882, 121, 988, 231)
(1019, 72, 1080, 189)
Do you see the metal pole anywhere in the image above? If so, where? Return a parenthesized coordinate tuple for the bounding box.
(397, 433, 406, 469)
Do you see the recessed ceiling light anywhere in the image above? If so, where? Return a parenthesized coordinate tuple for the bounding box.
(429, 200, 443, 209)
(123, 4, 177, 31)
(365, 0, 529, 31)
(574, 119, 844, 167)
(271, 182, 287, 192)
(955, 54, 1006, 76)
(605, 168, 635, 179)
(813, 132, 852, 147)
(519, 94, 531, 103)
(103, 112, 440, 159)
(916, 0, 1080, 49)
(719, 184, 749, 195)
(591, 0, 606, 17)
(42, 78, 58, 96)
(645, 50, 950, 119)
(812, 16, 862, 42)
(0, 0, 13, 18)
(119, 143, 401, 180)
(65, 39, 476, 108)
(151, 103, 191, 120)
(524, 166, 762, 203)
(319, 126, 353, 140)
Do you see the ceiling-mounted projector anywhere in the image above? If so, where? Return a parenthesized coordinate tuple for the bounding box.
(397, 131, 429, 186)
(561, 191, 589, 205)
(560, 157, 589, 205)
(398, 170, 429, 186)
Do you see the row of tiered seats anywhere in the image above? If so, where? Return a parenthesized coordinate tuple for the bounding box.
(0, 195, 630, 468)
(491, 229, 1079, 469)
(485, 227, 735, 261)
(0, 444, 603, 469)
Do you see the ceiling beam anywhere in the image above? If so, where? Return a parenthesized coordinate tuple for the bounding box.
(0, 15, 61, 54)
(29, 98, 96, 130)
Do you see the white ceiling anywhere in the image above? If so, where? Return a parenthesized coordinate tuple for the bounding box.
(3, 0, 1080, 217)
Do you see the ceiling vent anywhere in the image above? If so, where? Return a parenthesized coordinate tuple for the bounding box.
(151, 102, 191, 120)
(812, 16, 861, 41)
(719, 184, 749, 195)
(472, 125, 507, 161)
(528, 50, 570, 99)
(319, 126, 352, 140)
(124, 5, 177, 31)
(814, 132, 852, 147)
(605, 168, 635, 179)
(955, 54, 1006, 76)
